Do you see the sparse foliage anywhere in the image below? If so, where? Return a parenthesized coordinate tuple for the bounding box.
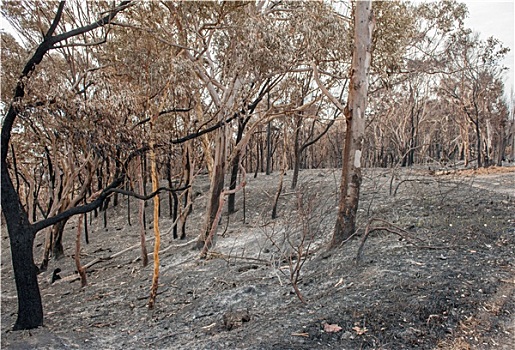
(1, 0, 512, 332)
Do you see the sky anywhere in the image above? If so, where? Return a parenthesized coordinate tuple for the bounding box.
(1, 1, 514, 98)
(462, 0, 515, 100)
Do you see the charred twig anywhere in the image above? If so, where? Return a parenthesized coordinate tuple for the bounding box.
(206, 251, 270, 265)
(356, 218, 449, 264)
(107, 185, 190, 201)
(59, 229, 198, 284)
(393, 178, 431, 197)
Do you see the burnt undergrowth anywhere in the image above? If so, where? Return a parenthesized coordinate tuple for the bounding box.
(2, 167, 514, 349)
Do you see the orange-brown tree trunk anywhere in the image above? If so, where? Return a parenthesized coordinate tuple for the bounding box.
(332, 0, 375, 247)
(198, 126, 227, 249)
(148, 119, 161, 309)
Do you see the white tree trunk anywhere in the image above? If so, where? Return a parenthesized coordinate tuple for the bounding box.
(332, 0, 375, 246)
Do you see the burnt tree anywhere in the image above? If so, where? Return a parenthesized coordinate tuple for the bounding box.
(1, 1, 134, 330)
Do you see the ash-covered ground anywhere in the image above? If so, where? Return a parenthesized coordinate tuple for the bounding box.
(2, 167, 514, 349)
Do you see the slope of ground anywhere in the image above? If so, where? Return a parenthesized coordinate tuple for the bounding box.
(1, 167, 514, 349)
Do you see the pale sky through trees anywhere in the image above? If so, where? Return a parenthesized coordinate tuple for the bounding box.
(1, 0, 513, 97)
(462, 0, 514, 98)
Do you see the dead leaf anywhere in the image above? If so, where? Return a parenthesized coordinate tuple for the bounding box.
(324, 323, 342, 333)
(352, 326, 368, 335)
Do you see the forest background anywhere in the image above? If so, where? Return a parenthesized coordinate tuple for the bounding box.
(1, 0, 514, 345)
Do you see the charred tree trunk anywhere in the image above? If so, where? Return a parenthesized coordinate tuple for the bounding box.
(84, 212, 89, 244)
(495, 119, 506, 166)
(94, 167, 101, 218)
(475, 119, 482, 168)
(51, 218, 68, 260)
(101, 158, 110, 213)
(291, 115, 337, 190)
(180, 145, 193, 240)
(291, 116, 303, 190)
(259, 131, 265, 173)
(0, 0, 131, 330)
(172, 191, 179, 239)
(227, 153, 240, 214)
(2, 164, 43, 330)
(254, 132, 262, 178)
(75, 215, 87, 287)
(266, 121, 272, 175)
(272, 128, 288, 219)
(166, 149, 173, 219)
(228, 117, 245, 214)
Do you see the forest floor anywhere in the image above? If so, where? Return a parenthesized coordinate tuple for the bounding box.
(1, 165, 514, 349)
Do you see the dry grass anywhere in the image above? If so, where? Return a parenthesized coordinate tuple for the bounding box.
(437, 337, 472, 350)
(435, 166, 515, 177)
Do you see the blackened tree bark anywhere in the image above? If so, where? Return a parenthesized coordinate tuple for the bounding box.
(180, 144, 193, 240)
(166, 146, 174, 219)
(0, 1, 132, 330)
(1, 163, 41, 330)
(258, 130, 264, 174)
(291, 116, 304, 189)
(171, 190, 179, 239)
(228, 116, 246, 214)
(291, 114, 337, 190)
(266, 122, 272, 175)
(407, 85, 418, 167)
(227, 79, 276, 213)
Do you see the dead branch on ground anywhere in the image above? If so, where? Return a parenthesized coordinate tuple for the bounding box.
(356, 218, 451, 264)
(58, 221, 198, 284)
(206, 251, 270, 265)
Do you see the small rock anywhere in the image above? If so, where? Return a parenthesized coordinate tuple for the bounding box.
(340, 331, 354, 340)
(222, 308, 250, 331)
(243, 286, 257, 294)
